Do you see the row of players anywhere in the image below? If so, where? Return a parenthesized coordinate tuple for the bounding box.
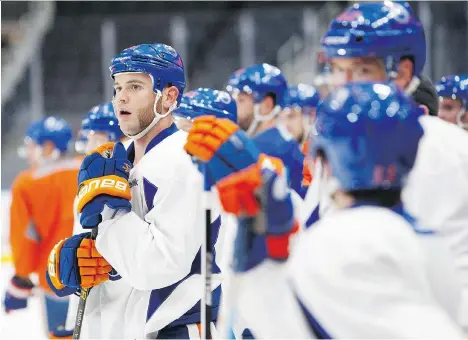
(3, 1, 468, 339)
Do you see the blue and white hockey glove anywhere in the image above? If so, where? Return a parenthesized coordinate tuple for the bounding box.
(184, 116, 261, 187)
(3, 276, 34, 313)
(46, 232, 113, 297)
(217, 156, 299, 272)
(77, 142, 133, 228)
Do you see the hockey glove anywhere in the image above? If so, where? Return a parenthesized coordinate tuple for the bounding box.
(217, 157, 299, 272)
(77, 142, 133, 228)
(184, 116, 261, 187)
(46, 233, 112, 297)
(3, 276, 34, 313)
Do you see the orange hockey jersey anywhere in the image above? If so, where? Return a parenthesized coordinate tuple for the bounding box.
(9, 157, 81, 291)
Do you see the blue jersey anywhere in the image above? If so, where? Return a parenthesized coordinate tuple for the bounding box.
(253, 125, 306, 198)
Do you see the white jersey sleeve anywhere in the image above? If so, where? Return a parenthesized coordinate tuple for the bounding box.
(403, 116, 468, 330)
(289, 206, 463, 339)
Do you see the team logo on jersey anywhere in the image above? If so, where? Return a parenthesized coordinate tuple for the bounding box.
(129, 178, 138, 188)
(122, 163, 132, 174)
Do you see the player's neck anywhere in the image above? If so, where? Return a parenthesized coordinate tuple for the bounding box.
(133, 116, 174, 165)
(333, 190, 355, 209)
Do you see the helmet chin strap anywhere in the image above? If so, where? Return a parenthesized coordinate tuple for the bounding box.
(246, 104, 282, 137)
(125, 91, 178, 140)
(404, 76, 421, 96)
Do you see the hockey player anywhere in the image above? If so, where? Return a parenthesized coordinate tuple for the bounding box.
(45, 43, 223, 338)
(313, 1, 468, 328)
(48, 102, 125, 338)
(226, 64, 306, 198)
(436, 74, 468, 130)
(3, 116, 79, 336)
(322, 1, 438, 115)
(184, 81, 463, 338)
(172, 87, 238, 132)
(280, 84, 320, 147)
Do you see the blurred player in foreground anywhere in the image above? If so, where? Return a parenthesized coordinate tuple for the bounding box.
(436, 74, 468, 130)
(46, 43, 225, 338)
(184, 82, 463, 338)
(3, 116, 79, 336)
(304, 2, 468, 330)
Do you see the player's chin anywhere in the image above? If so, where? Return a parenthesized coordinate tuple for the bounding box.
(120, 123, 138, 137)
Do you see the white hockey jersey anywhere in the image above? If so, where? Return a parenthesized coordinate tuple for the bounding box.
(403, 115, 468, 330)
(76, 124, 225, 338)
(301, 116, 466, 327)
(234, 205, 463, 338)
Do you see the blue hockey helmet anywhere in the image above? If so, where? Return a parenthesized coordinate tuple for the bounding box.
(310, 81, 424, 191)
(322, 1, 426, 77)
(283, 84, 320, 115)
(27, 116, 72, 153)
(173, 88, 237, 123)
(436, 74, 468, 128)
(226, 63, 288, 108)
(110, 43, 186, 104)
(436, 74, 468, 109)
(80, 102, 123, 141)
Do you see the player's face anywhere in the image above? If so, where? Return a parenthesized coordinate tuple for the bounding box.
(329, 57, 386, 88)
(84, 131, 111, 154)
(280, 107, 305, 142)
(25, 139, 39, 167)
(234, 92, 255, 131)
(438, 98, 467, 126)
(113, 73, 156, 136)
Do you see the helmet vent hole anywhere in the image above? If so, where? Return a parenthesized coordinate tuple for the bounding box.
(355, 36, 363, 43)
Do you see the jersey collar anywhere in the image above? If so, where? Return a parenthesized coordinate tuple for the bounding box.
(127, 123, 179, 162)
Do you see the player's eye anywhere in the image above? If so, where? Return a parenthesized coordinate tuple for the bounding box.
(130, 84, 141, 91)
(441, 104, 455, 111)
(114, 86, 122, 92)
(332, 65, 345, 73)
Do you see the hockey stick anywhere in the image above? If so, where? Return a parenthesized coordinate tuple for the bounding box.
(72, 227, 98, 340)
(201, 164, 213, 340)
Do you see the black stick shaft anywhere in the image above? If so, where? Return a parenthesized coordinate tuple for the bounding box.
(204, 208, 212, 339)
(73, 227, 98, 340)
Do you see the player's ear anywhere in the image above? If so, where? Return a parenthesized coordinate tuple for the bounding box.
(419, 104, 429, 116)
(262, 95, 275, 112)
(162, 85, 179, 111)
(395, 58, 414, 90)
